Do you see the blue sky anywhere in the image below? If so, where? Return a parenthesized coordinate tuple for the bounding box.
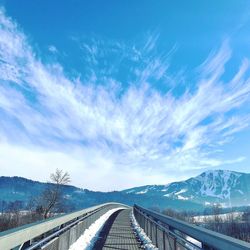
(0, 0, 250, 190)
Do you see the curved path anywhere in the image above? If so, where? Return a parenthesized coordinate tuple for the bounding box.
(93, 209, 142, 250)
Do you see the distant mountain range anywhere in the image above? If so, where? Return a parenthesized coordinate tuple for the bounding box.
(0, 170, 249, 212)
(123, 170, 250, 207)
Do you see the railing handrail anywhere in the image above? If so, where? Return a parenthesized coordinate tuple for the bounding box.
(0, 202, 129, 250)
(134, 205, 250, 250)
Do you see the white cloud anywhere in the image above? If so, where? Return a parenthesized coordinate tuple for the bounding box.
(48, 45, 58, 54)
(0, 9, 250, 190)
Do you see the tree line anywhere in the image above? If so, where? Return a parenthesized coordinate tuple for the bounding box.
(160, 204, 250, 243)
(0, 169, 70, 232)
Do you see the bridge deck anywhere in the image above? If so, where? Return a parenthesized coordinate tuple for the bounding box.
(93, 209, 142, 250)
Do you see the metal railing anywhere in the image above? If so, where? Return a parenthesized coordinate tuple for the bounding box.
(133, 205, 250, 250)
(0, 202, 128, 250)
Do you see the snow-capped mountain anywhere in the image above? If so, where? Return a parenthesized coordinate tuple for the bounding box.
(122, 170, 250, 206)
(0, 170, 249, 211)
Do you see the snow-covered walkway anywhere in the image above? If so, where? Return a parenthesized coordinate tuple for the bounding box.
(69, 207, 124, 250)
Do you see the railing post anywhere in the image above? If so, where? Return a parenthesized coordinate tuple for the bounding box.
(174, 237, 177, 250)
(163, 231, 166, 250)
(155, 223, 158, 247)
(150, 219, 153, 240)
(169, 226, 177, 250)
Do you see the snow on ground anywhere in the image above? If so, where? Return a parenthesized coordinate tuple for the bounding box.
(126, 189, 135, 194)
(136, 190, 148, 194)
(69, 207, 124, 250)
(175, 189, 187, 195)
(193, 212, 244, 223)
(130, 211, 202, 250)
(161, 189, 168, 192)
(163, 193, 171, 197)
(177, 195, 189, 200)
(130, 211, 158, 250)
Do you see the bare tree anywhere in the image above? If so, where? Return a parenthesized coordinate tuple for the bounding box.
(243, 207, 250, 222)
(212, 203, 222, 222)
(1, 201, 7, 214)
(38, 169, 70, 219)
(163, 208, 187, 221)
(206, 203, 223, 232)
(7, 201, 23, 227)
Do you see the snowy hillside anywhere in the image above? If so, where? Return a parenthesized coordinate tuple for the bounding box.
(0, 176, 204, 211)
(1, 170, 249, 211)
(122, 170, 250, 206)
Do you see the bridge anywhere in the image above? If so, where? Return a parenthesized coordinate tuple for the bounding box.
(0, 202, 249, 250)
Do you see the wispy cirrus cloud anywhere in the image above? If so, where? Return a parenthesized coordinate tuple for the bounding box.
(0, 9, 250, 190)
